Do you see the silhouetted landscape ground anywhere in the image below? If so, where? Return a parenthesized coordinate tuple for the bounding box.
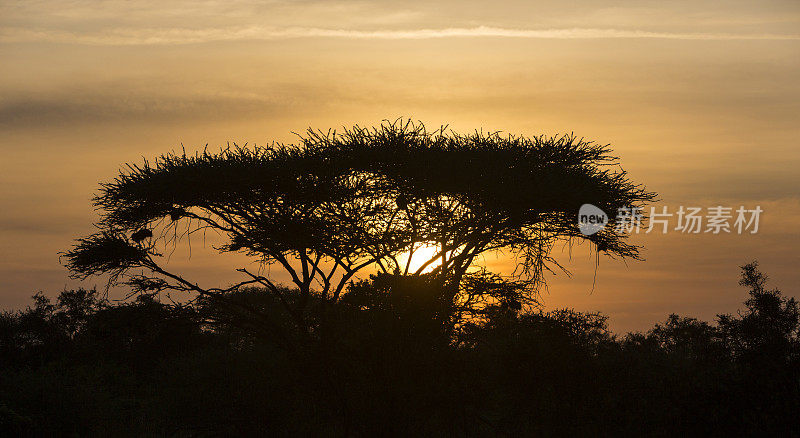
(1, 262, 798, 436)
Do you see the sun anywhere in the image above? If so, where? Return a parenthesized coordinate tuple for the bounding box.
(399, 243, 442, 274)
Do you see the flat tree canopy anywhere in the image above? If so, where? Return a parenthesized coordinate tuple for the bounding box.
(63, 120, 655, 338)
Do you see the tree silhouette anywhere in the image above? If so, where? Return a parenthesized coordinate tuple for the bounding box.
(717, 261, 800, 363)
(63, 120, 654, 340)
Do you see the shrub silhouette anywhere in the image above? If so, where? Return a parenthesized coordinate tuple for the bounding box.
(1, 262, 798, 435)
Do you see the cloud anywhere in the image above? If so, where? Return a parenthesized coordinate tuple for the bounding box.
(2, 26, 798, 46)
(0, 87, 315, 127)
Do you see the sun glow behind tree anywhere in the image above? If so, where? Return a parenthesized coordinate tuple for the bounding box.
(398, 243, 443, 274)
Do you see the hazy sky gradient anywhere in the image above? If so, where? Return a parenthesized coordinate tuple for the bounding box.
(1, 0, 798, 331)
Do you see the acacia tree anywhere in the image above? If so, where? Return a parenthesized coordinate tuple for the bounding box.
(63, 120, 655, 342)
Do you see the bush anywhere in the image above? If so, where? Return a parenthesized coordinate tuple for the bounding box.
(0, 263, 798, 435)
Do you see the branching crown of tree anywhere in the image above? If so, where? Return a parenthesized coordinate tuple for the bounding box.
(63, 120, 655, 325)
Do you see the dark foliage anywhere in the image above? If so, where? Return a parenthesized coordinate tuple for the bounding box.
(1, 262, 798, 436)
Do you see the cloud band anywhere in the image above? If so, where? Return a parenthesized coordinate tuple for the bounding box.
(2, 25, 798, 45)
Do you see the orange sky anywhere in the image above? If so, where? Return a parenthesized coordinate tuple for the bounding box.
(1, 0, 799, 332)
